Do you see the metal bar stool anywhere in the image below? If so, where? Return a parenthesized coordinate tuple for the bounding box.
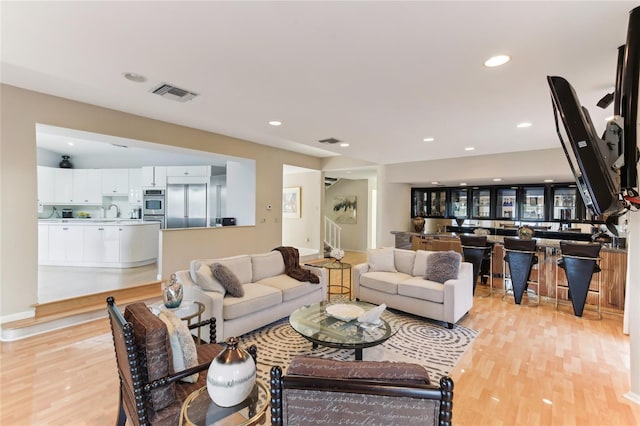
(502, 237, 539, 306)
(556, 241, 602, 318)
(460, 235, 493, 296)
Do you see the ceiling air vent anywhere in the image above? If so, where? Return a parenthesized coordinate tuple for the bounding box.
(318, 137, 341, 144)
(150, 82, 198, 103)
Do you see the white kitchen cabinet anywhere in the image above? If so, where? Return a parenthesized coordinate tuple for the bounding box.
(54, 168, 74, 203)
(165, 165, 210, 177)
(38, 224, 49, 262)
(128, 168, 142, 203)
(141, 166, 167, 188)
(84, 225, 119, 263)
(118, 225, 156, 263)
(48, 225, 83, 262)
(72, 169, 102, 204)
(101, 169, 129, 195)
(37, 166, 55, 204)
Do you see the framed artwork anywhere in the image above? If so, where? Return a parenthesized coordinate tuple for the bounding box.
(333, 195, 357, 224)
(283, 187, 301, 218)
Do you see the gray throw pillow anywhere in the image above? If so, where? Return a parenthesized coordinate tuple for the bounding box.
(424, 251, 461, 284)
(211, 263, 244, 297)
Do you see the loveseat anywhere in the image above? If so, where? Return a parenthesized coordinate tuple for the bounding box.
(175, 250, 327, 340)
(353, 248, 473, 328)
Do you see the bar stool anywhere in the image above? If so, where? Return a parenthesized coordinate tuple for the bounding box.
(460, 235, 493, 296)
(556, 241, 602, 318)
(502, 237, 539, 306)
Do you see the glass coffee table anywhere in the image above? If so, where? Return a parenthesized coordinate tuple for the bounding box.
(289, 301, 398, 360)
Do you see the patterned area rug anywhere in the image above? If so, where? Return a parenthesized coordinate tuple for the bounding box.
(239, 309, 478, 384)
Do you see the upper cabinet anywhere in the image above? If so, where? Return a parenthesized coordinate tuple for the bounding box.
(141, 166, 166, 188)
(101, 169, 129, 196)
(495, 187, 518, 220)
(72, 169, 102, 203)
(165, 165, 211, 177)
(54, 168, 74, 203)
(520, 186, 546, 220)
(471, 188, 491, 219)
(551, 185, 580, 221)
(128, 168, 142, 204)
(37, 166, 55, 204)
(449, 188, 469, 218)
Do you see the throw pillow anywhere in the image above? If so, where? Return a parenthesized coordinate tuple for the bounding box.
(212, 263, 244, 297)
(367, 247, 397, 272)
(424, 251, 461, 284)
(157, 309, 199, 383)
(194, 263, 226, 294)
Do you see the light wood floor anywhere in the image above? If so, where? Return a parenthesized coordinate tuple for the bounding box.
(2, 251, 638, 425)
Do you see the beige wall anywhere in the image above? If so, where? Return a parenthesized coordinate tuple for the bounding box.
(0, 84, 322, 319)
(282, 171, 322, 253)
(325, 178, 368, 251)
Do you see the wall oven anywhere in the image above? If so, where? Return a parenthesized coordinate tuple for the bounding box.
(143, 189, 165, 216)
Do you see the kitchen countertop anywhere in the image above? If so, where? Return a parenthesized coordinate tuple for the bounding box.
(38, 219, 159, 226)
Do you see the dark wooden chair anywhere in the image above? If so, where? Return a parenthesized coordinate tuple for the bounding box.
(106, 297, 257, 426)
(270, 356, 454, 426)
(459, 234, 492, 295)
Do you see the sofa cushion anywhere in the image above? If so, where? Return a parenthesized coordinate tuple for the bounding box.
(412, 250, 434, 277)
(398, 277, 446, 304)
(257, 274, 319, 301)
(190, 255, 252, 285)
(251, 252, 286, 282)
(194, 263, 226, 294)
(157, 309, 199, 383)
(222, 283, 282, 320)
(359, 271, 412, 294)
(394, 249, 416, 275)
(424, 251, 461, 284)
(212, 263, 244, 297)
(367, 247, 397, 272)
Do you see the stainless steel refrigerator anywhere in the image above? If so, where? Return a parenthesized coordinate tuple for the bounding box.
(166, 183, 207, 228)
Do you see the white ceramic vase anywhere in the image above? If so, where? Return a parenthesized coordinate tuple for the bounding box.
(207, 337, 256, 407)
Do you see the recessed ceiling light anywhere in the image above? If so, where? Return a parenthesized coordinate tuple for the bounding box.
(268, 121, 282, 126)
(123, 72, 147, 83)
(544, 179, 554, 183)
(484, 55, 511, 67)
(492, 178, 502, 182)
(431, 181, 439, 185)
(423, 137, 435, 142)
(339, 143, 350, 147)
(517, 122, 532, 128)
(67, 142, 74, 146)
(460, 183, 467, 186)
(464, 147, 475, 151)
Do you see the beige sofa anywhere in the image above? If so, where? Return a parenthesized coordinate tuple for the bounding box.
(175, 250, 327, 340)
(353, 248, 473, 328)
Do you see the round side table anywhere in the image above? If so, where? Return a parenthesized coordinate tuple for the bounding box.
(322, 261, 352, 300)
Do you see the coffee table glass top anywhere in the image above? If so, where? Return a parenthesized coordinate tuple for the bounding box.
(289, 301, 398, 350)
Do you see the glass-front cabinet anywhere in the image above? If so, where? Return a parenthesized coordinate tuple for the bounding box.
(552, 186, 578, 221)
(449, 189, 469, 218)
(429, 189, 447, 217)
(496, 188, 517, 220)
(520, 186, 546, 220)
(471, 188, 491, 219)
(411, 189, 429, 218)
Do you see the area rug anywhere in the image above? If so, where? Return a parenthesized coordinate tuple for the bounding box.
(239, 310, 478, 384)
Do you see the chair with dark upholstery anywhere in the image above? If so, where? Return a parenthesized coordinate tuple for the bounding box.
(106, 297, 257, 426)
(503, 237, 539, 305)
(556, 241, 602, 317)
(459, 234, 492, 296)
(270, 356, 454, 426)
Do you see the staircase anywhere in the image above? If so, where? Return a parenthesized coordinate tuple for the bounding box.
(324, 216, 342, 257)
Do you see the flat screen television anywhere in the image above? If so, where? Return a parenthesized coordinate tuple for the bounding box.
(547, 6, 640, 221)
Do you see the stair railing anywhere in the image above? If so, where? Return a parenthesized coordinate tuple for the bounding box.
(324, 216, 342, 251)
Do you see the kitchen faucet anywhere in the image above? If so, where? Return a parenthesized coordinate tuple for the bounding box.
(106, 203, 120, 218)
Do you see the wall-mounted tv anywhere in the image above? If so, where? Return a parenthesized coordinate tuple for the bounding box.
(547, 6, 640, 221)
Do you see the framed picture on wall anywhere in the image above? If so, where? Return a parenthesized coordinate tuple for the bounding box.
(333, 195, 357, 224)
(283, 187, 301, 218)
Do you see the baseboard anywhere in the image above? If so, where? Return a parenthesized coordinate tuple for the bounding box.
(624, 391, 640, 405)
(0, 308, 35, 323)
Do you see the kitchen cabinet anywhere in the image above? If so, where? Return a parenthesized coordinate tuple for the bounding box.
(128, 168, 143, 204)
(119, 225, 158, 262)
(449, 188, 469, 218)
(141, 166, 167, 188)
(411, 188, 429, 218)
(429, 189, 447, 217)
(101, 169, 129, 196)
(37, 166, 55, 204)
(495, 187, 517, 220)
(471, 188, 491, 219)
(54, 168, 74, 203)
(72, 169, 102, 204)
(551, 185, 579, 222)
(84, 225, 119, 263)
(165, 165, 210, 177)
(48, 225, 83, 262)
(520, 186, 546, 220)
(38, 224, 49, 262)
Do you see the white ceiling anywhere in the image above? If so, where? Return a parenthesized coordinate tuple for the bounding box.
(1, 1, 636, 174)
